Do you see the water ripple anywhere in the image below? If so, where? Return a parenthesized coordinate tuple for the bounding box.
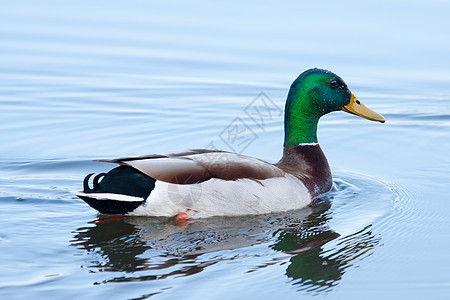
(67, 171, 396, 296)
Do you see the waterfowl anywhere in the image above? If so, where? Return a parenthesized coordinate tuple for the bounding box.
(76, 68, 385, 218)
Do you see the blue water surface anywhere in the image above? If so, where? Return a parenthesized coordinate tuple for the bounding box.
(1, 1, 450, 299)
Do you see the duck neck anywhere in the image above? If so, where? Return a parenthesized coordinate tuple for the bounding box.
(283, 95, 320, 146)
(277, 144, 332, 198)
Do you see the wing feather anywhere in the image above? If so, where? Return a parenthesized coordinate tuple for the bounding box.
(96, 149, 285, 184)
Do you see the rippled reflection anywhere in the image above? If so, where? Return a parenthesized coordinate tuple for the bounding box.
(71, 179, 381, 291)
(285, 225, 379, 293)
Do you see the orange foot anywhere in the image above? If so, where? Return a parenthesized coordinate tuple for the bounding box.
(175, 212, 191, 226)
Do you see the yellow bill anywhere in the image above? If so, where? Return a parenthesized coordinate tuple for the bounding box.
(342, 94, 385, 123)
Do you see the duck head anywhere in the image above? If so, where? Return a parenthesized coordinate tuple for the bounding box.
(284, 68, 385, 146)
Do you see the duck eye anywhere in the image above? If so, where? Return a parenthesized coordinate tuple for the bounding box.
(329, 79, 339, 88)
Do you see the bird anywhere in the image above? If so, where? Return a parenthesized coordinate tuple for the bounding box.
(76, 68, 385, 219)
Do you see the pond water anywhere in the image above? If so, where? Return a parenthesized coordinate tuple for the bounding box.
(1, 1, 450, 299)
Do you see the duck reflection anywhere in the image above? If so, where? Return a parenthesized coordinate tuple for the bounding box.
(280, 225, 378, 292)
(71, 198, 379, 291)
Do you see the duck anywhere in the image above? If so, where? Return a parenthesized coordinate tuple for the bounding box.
(76, 68, 385, 219)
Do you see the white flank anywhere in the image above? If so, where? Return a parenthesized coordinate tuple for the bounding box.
(129, 173, 311, 218)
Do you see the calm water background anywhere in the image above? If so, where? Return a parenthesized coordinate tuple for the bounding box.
(1, 1, 450, 299)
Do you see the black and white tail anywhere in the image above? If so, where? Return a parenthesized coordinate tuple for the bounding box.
(76, 166, 156, 214)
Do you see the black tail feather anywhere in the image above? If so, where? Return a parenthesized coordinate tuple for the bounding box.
(78, 195, 145, 215)
(83, 173, 94, 192)
(93, 173, 107, 190)
(85, 166, 155, 198)
(79, 166, 156, 214)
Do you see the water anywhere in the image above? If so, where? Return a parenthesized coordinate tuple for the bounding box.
(1, 1, 450, 299)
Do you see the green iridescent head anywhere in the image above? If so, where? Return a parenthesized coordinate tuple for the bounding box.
(284, 68, 385, 146)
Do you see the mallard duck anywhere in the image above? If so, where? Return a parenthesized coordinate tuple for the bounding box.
(76, 68, 385, 218)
